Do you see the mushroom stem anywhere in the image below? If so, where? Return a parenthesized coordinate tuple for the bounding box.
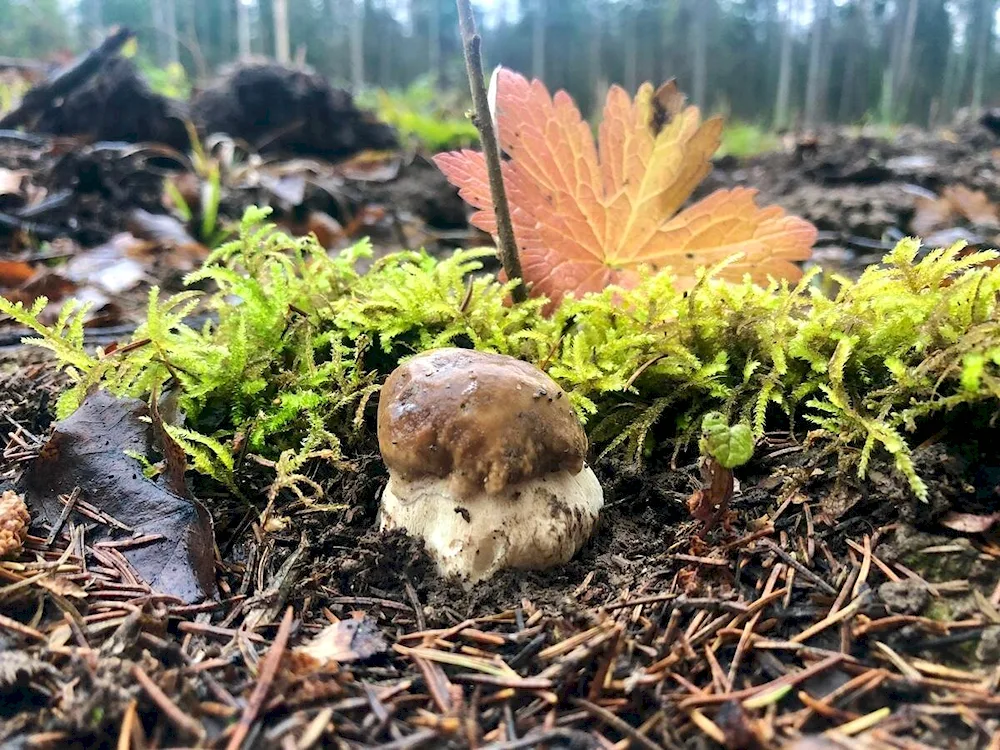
(381, 468, 603, 586)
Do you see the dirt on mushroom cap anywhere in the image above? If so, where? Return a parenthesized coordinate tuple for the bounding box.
(377, 348, 588, 496)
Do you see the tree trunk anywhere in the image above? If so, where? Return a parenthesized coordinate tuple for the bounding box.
(180, 0, 205, 75)
(624, 4, 637, 92)
(152, 0, 167, 66)
(429, 0, 441, 80)
(837, 3, 864, 123)
(895, 0, 919, 115)
(273, 0, 290, 63)
(940, 23, 960, 123)
(773, 0, 793, 128)
(690, 0, 708, 110)
(803, 0, 826, 129)
(661, 0, 680, 82)
(349, 0, 365, 90)
(971, 0, 995, 110)
(152, 0, 180, 67)
(589, 2, 603, 116)
(237, 0, 252, 60)
(884, 0, 918, 121)
(166, 0, 180, 66)
(817, 0, 834, 123)
(217, 0, 233, 63)
(532, 0, 545, 80)
(377, 0, 391, 86)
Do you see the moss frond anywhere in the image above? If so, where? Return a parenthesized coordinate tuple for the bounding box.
(9, 211, 1000, 502)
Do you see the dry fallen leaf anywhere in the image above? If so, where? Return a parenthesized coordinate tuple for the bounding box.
(910, 192, 956, 237)
(939, 511, 1000, 534)
(0, 259, 36, 288)
(909, 183, 1000, 236)
(295, 616, 388, 667)
(942, 184, 999, 228)
(22, 391, 216, 603)
(435, 68, 816, 308)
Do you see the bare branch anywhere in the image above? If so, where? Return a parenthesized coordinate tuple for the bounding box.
(455, 0, 526, 303)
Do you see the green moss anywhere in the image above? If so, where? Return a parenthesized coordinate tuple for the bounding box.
(4, 207, 1000, 501)
(924, 599, 954, 622)
(358, 78, 479, 152)
(716, 121, 781, 159)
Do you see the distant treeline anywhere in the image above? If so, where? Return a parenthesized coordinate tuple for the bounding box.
(10, 0, 999, 127)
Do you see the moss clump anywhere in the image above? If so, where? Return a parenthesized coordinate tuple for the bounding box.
(3, 207, 1000, 501)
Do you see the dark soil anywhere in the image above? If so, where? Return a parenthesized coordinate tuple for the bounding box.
(0, 135, 180, 246)
(2, 361, 998, 748)
(31, 57, 191, 153)
(191, 60, 399, 161)
(703, 117, 1000, 277)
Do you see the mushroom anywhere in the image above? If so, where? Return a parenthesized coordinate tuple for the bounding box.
(377, 348, 604, 584)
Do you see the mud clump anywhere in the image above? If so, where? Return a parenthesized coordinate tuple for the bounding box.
(878, 579, 929, 615)
(191, 61, 398, 162)
(31, 57, 191, 152)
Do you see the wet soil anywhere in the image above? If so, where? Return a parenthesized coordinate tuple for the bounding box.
(2, 343, 1000, 749)
(703, 118, 1000, 278)
(3, 112, 1000, 747)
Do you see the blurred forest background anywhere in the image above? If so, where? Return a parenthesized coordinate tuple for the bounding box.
(1, 0, 998, 130)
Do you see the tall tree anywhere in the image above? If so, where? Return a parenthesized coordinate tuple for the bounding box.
(237, 0, 252, 59)
(428, 0, 441, 79)
(273, 0, 290, 62)
(152, 0, 180, 67)
(804, 0, 830, 128)
(971, 0, 996, 110)
(773, 0, 794, 128)
(690, 0, 708, 109)
(883, 0, 919, 120)
(349, 0, 365, 89)
(531, 0, 545, 79)
(588, 0, 604, 115)
(624, 2, 637, 92)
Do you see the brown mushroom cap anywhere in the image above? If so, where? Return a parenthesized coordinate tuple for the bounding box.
(377, 348, 587, 496)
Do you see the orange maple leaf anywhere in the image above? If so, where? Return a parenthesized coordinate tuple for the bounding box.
(434, 69, 816, 308)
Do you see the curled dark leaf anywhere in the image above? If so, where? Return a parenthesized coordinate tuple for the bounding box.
(21, 390, 216, 603)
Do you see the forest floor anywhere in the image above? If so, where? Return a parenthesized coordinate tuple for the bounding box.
(2, 50, 1000, 750)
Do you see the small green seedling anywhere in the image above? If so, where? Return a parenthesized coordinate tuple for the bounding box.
(699, 412, 754, 469)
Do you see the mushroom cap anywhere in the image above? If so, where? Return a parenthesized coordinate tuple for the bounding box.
(377, 348, 587, 496)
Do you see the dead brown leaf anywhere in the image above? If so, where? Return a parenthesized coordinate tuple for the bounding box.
(910, 193, 956, 237)
(0, 259, 36, 288)
(2, 270, 78, 308)
(21, 390, 216, 603)
(939, 511, 1000, 534)
(687, 458, 735, 535)
(910, 183, 1000, 236)
(295, 616, 388, 667)
(336, 151, 402, 182)
(942, 185, 999, 228)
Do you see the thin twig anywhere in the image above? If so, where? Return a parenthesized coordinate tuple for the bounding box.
(225, 606, 295, 750)
(131, 665, 204, 739)
(455, 0, 526, 302)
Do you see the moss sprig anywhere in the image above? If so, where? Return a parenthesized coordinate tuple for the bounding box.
(4, 208, 1000, 502)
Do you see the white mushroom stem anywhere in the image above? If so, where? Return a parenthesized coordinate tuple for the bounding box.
(380, 468, 603, 585)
